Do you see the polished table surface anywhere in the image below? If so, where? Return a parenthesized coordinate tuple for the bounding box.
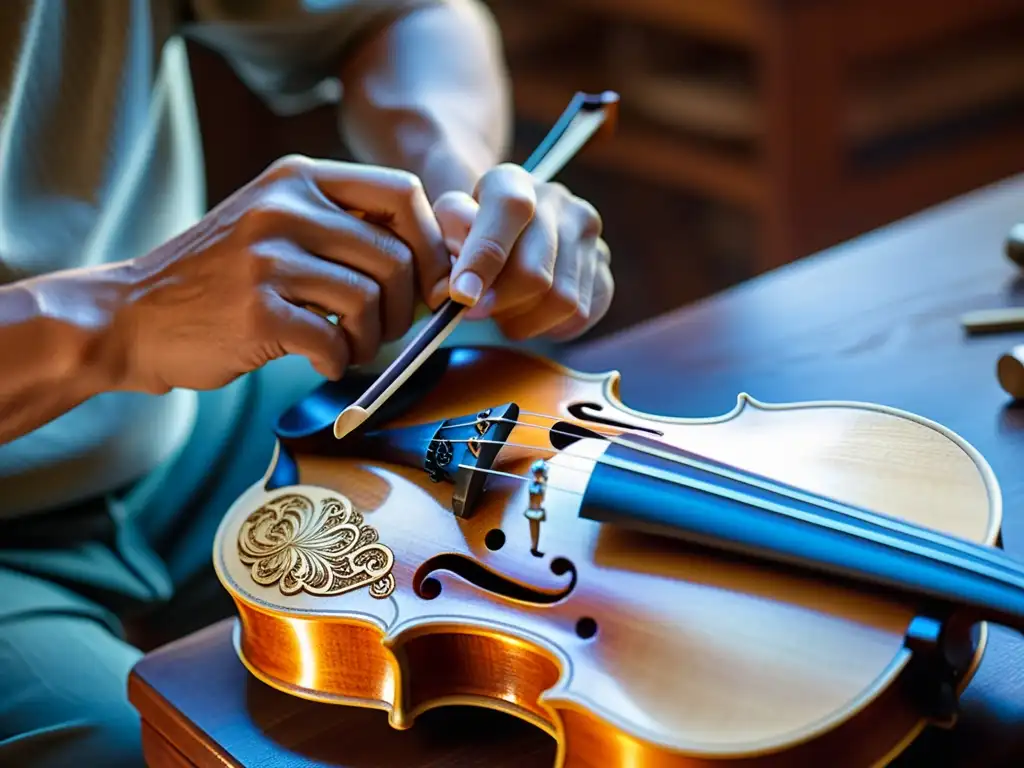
(130, 174, 1024, 767)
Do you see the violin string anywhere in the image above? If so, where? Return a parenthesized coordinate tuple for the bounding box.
(436, 412, 1022, 583)
(439, 437, 595, 474)
(440, 413, 622, 437)
(456, 464, 583, 495)
(596, 451, 1024, 589)
(442, 413, 990, 554)
(455, 455, 1024, 591)
(438, 416, 620, 447)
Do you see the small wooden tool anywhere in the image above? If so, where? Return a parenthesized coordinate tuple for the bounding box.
(961, 307, 1024, 335)
(991, 225, 1024, 399)
(959, 223, 1024, 334)
(997, 345, 1024, 400)
(1007, 223, 1024, 268)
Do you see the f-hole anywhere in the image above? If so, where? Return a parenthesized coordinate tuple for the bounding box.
(567, 402, 663, 436)
(413, 554, 577, 604)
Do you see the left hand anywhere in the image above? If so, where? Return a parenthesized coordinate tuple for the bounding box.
(432, 163, 613, 341)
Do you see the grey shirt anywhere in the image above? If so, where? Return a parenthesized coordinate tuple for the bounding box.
(0, 0, 438, 516)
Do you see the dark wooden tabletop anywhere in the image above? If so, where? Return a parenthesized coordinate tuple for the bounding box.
(130, 174, 1024, 767)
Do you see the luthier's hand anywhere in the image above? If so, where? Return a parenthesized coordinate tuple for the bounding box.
(433, 163, 614, 340)
(108, 155, 451, 392)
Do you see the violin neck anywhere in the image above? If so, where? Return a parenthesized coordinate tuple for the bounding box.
(578, 435, 1024, 634)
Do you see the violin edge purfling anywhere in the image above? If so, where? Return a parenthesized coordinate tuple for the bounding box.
(211, 344, 1003, 768)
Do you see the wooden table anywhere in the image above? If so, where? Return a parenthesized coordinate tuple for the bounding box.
(130, 174, 1024, 766)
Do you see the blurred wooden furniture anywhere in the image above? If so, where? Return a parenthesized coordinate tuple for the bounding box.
(181, 1, 1024, 333)
(130, 174, 1024, 767)
(488, 0, 1024, 274)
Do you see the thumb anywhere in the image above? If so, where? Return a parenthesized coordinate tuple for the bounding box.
(449, 164, 536, 307)
(425, 192, 478, 307)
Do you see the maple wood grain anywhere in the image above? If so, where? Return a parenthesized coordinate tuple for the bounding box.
(213, 346, 995, 766)
(567, 174, 1024, 767)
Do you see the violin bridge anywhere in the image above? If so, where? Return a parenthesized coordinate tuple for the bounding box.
(447, 403, 520, 519)
(346, 402, 519, 519)
(525, 459, 549, 556)
(465, 409, 491, 459)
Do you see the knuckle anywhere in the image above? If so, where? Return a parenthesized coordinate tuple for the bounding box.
(563, 301, 591, 331)
(518, 265, 554, 296)
(243, 243, 277, 283)
(550, 280, 581, 315)
(238, 200, 292, 239)
(373, 232, 414, 276)
(603, 272, 616, 304)
(245, 288, 278, 340)
(479, 164, 537, 216)
(491, 161, 530, 183)
(594, 265, 615, 309)
(469, 236, 510, 273)
(433, 190, 475, 222)
(575, 288, 593, 317)
(267, 153, 312, 177)
(389, 169, 426, 201)
(500, 191, 536, 221)
(433, 189, 461, 206)
(545, 181, 570, 199)
(431, 190, 460, 216)
(350, 272, 382, 315)
(574, 199, 603, 239)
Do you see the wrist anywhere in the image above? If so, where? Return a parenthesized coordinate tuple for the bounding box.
(412, 131, 497, 201)
(345, 104, 501, 201)
(22, 263, 136, 397)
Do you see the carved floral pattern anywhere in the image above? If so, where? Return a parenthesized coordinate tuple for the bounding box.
(237, 493, 395, 599)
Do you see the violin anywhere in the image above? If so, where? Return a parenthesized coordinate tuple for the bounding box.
(211, 96, 1012, 767)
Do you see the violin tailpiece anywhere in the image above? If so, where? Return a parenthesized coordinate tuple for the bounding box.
(236, 491, 395, 600)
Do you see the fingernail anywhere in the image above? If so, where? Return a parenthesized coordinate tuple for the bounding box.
(452, 272, 483, 306)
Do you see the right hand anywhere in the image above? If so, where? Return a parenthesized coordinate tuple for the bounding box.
(111, 155, 451, 394)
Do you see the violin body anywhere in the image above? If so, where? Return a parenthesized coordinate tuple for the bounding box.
(212, 346, 1000, 767)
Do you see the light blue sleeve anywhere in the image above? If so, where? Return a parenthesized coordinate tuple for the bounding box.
(179, 0, 446, 115)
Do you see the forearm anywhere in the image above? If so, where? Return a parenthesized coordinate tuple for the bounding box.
(0, 268, 127, 444)
(338, 0, 512, 200)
